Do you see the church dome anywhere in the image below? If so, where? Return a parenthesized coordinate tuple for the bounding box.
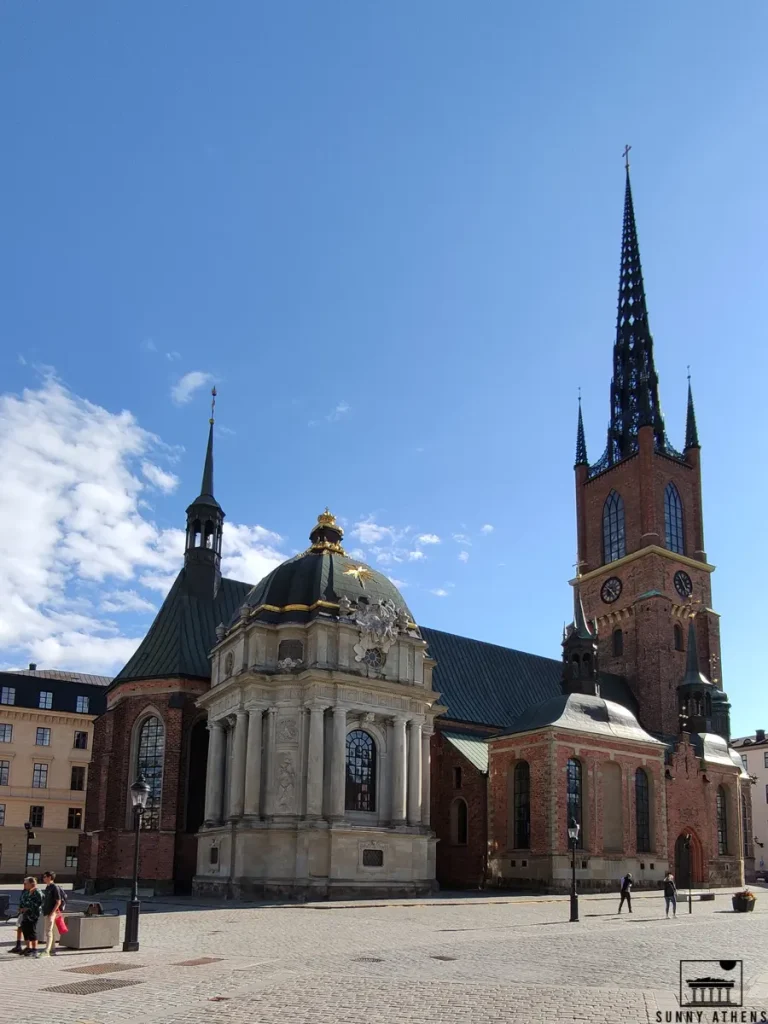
(235, 510, 415, 626)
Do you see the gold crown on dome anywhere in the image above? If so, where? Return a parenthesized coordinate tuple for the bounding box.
(316, 507, 342, 533)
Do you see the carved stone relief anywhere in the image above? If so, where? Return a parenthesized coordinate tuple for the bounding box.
(276, 716, 299, 744)
(276, 752, 297, 812)
(353, 598, 400, 663)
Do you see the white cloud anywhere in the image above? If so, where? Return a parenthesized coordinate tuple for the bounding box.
(416, 533, 441, 545)
(458, 550, 470, 563)
(351, 517, 398, 546)
(452, 533, 472, 546)
(171, 371, 214, 405)
(407, 550, 425, 561)
(141, 461, 179, 494)
(387, 577, 407, 589)
(309, 401, 352, 427)
(480, 524, 494, 534)
(0, 376, 288, 674)
(430, 588, 450, 597)
(165, 351, 181, 362)
(347, 547, 366, 561)
(142, 338, 157, 353)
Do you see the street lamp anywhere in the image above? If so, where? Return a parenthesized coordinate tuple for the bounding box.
(568, 817, 580, 923)
(683, 833, 693, 915)
(24, 822, 36, 873)
(122, 774, 151, 952)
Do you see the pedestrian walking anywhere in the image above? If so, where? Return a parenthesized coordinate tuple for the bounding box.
(18, 877, 43, 957)
(663, 872, 677, 918)
(39, 870, 66, 957)
(618, 872, 633, 914)
(9, 879, 27, 954)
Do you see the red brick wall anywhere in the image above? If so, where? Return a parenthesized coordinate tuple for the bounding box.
(431, 730, 488, 888)
(78, 679, 207, 893)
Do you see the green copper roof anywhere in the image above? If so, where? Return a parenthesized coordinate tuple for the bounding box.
(112, 570, 250, 686)
(443, 731, 489, 774)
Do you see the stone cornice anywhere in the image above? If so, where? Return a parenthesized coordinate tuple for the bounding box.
(569, 545, 715, 587)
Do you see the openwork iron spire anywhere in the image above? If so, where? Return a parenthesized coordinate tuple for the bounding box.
(685, 375, 700, 450)
(575, 396, 588, 467)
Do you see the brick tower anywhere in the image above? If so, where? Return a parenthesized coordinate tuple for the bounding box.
(572, 161, 727, 739)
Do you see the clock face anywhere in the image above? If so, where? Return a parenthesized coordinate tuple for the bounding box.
(674, 570, 693, 599)
(600, 576, 622, 604)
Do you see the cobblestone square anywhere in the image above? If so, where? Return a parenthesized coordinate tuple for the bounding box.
(2, 888, 767, 1024)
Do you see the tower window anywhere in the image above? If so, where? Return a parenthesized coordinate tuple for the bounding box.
(513, 761, 531, 849)
(602, 490, 626, 564)
(664, 483, 685, 555)
(612, 629, 624, 657)
(345, 730, 376, 812)
(453, 766, 462, 789)
(674, 624, 683, 651)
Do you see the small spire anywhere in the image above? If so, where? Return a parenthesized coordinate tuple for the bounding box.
(571, 584, 593, 641)
(684, 371, 700, 450)
(198, 388, 218, 505)
(575, 393, 588, 466)
(682, 616, 710, 688)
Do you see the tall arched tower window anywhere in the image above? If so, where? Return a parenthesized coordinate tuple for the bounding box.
(664, 482, 685, 554)
(136, 716, 165, 830)
(635, 768, 651, 852)
(566, 758, 582, 842)
(602, 490, 626, 564)
(716, 786, 728, 855)
(513, 761, 531, 849)
(345, 730, 376, 812)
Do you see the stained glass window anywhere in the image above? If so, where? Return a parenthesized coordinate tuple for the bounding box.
(345, 730, 376, 812)
(137, 716, 165, 830)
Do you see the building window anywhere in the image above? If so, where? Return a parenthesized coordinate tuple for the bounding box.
(29, 805, 44, 828)
(451, 797, 468, 845)
(65, 846, 78, 868)
(566, 758, 583, 841)
(71, 766, 86, 791)
(0, 804, 5, 826)
(345, 730, 376, 812)
(514, 760, 531, 849)
(67, 807, 83, 830)
(612, 629, 624, 657)
(664, 482, 685, 555)
(137, 716, 165, 830)
(277, 639, 304, 663)
(27, 844, 41, 868)
(0, 687, 15, 706)
(0, 761, 9, 786)
(765, 783, 768, 805)
(742, 794, 750, 859)
(716, 786, 728, 855)
(32, 763, 49, 789)
(74, 731, 88, 750)
(453, 766, 462, 789)
(0, 724, 12, 743)
(764, 751, 768, 769)
(674, 624, 684, 651)
(635, 768, 651, 853)
(35, 727, 51, 747)
(602, 490, 626, 564)
(38, 691, 53, 710)
(76, 696, 90, 714)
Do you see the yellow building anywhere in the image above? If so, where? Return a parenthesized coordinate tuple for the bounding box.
(0, 666, 110, 881)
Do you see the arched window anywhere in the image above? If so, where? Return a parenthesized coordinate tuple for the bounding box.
(664, 483, 685, 554)
(674, 624, 683, 651)
(602, 490, 626, 564)
(612, 629, 624, 657)
(566, 758, 582, 842)
(191, 519, 202, 548)
(635, 768, 651, 853)
(514, 761, 531, 849)
(742, 793, 750, 859)
(136, 716, 165, 830)
(345, 730, 376, 812)
(451, 797, 468, 845)
(716, 786, 728, 855)
(204, 520, 215, 550)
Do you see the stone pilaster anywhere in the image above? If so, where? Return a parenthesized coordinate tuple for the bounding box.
(243, 707, 263, 817)
(391, 715, 408, 824)
(330, 706, 347, 820)
(407, 718, 423, 825)
(306, 704, 326, 818)
(204, 719, 225, 826)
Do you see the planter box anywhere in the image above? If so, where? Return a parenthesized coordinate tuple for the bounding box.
(59, 914, 120, 949)
(732, 896, 756, 913)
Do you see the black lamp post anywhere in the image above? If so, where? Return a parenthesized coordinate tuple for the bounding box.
(122, 774, 151, 953)
(24, 822, 36, 873)
(568, 817, 580, 923)
(683, 832, 692, 915)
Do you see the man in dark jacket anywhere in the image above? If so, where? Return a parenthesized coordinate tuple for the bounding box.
(618, 873, 633, 914)
(18, 877, 43, 956)
(40, 870, 64, 957)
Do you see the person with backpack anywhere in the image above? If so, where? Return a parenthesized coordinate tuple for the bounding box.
(618, 872, 633, 914)
(663, 872, 677, 918)
(40, 870, 66, 957)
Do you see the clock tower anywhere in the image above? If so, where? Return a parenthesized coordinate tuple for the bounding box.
(572, 163, 726, 739)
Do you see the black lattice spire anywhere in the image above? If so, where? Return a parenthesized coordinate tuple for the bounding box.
(685, 375, 700, 450)
(575, 396, 588, 467)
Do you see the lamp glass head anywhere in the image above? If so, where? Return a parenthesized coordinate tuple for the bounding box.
(130, 774, 151, 809)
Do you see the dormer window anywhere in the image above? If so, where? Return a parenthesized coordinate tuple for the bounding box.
(278, 639, 304, 664)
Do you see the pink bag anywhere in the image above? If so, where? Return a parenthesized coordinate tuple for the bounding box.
(55, 912, 68, 935)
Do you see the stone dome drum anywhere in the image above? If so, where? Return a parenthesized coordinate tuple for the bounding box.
(234, 510, 415, 627)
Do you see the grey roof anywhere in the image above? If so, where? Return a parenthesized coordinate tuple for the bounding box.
(442, 731, 489, 773)
(113, 570, 251, 686)
(497, 692, 663, 745)
(8, 669, 112, 686)
(692, 732, 749, 775)
(421, 627, 637, 729)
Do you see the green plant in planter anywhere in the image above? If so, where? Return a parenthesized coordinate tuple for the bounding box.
(732, 889, 756, 912)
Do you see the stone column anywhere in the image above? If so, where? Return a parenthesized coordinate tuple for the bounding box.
(204, 720, 225, 826)
(421, 725, 432, 827)
(229, 710, 248, 818)
(262, 707, 278, 817)
(243, 708, 263, 817)
(330, 706, 347, 820)
(391, 715, 408, 824)
(306, 705, 326, 818)
(407, 718, 422, 825)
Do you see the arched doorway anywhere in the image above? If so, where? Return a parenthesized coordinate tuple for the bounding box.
(675, 830, 704, 889)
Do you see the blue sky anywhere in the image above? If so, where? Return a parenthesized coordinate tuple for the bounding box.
(0, 2, 765, 737)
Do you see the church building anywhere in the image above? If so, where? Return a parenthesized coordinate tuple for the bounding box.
(78, 166, 753, 898)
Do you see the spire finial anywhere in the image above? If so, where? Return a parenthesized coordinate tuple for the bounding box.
(623, 144, 632, 171)
(685, 372, 700, 450)
(210, 386, 217, 425)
